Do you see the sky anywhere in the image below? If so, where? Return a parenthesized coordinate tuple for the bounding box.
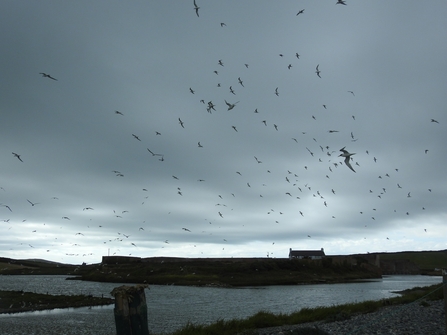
(1, 1, 446, 265)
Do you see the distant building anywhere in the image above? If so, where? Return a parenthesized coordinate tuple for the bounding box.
(289, 248, 325, 260)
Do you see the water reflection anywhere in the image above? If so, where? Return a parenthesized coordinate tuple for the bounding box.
(0, 304, 114, 318)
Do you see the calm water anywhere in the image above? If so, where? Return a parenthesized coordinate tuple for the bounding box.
(0, 275, 442, 334)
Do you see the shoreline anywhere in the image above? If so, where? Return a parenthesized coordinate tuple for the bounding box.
(252, 299, 445, 335)
(0, 290, 114, 315)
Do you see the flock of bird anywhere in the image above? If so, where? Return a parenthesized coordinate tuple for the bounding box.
(1, 2, 442, 262)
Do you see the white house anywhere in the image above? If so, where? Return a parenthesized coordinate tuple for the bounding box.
(289, 248, 325, 260)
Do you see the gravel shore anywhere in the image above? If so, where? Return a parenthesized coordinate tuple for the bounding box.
(253, 300, 445, 335)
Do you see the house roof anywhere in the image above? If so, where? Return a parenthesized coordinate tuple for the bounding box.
(289, 249, 325, 257)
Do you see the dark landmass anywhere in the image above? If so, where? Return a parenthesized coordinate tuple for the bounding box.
(0, 290, 114, 314)
(76, 256, 383, 287)
(372, 250, 447, 275)
(0, 249, 445, 287)
(1, 255, 382, 287)
(0, 250, 444, 318)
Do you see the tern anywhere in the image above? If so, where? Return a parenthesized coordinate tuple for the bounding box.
(27, 199, 39, 206)
(315, 64, 321, 78)
(339, 147, 356, 172)
(39, 72, 58, 80)
(12, 152, 23, 162)
(1, 204, 12, 212)
(147, 148, 163, 157)
(193, 0, 200, 17)
(225, 100, 239, 110)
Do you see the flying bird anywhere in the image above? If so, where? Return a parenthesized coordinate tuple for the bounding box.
(27, 199, 39, 206)
(147, 148, 163, 157)
(339, 147, 356, 172)
(1, 204, 12, 212)
(193, 0, 200, 17)
(225, 100, 239, 110)
(12, 152, 23, 162)
(132, 134, 141, 141)
(336, 0, 347, 4)
(430, 119, 439, 123)
(315, 64, 321, 78)
(39, 72, 58, 80)
(296, 9, 305, 15)
(178, 118, 185, 128)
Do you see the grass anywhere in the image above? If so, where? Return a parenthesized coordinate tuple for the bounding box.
(0, 290, 114, 314)
(378, 250, 447, 272)
(76, 258, 382, 287)
(163, 283, 444, 335)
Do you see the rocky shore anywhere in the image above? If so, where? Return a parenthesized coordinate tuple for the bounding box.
(253, 300, 445, 335)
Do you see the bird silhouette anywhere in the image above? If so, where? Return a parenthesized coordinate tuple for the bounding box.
(193, 0, 200, 17)
(178, 118, 185, 128)
(315, 64, 321, 78)
(12, 152, 23, 162)
(39, 72, 57, 80)
(225, 100, 239, 110)
(339, 147, 356, 172)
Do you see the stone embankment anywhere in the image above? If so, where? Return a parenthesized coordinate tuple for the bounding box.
(254, 300, 445, 335)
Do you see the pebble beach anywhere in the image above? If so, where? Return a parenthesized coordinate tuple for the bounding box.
(254, 300, 445, 335)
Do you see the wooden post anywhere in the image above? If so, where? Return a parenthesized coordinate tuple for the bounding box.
(443, 270, 447, 334)
(111, 284, 149, 335)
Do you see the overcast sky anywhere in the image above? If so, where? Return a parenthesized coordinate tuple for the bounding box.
(1, 1, 446, 265)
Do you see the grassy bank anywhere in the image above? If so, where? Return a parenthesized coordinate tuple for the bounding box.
(76, 257, 381, 286)
(0, 290, 114, 314)
(162, 282, 444, 335)
(377, 250, 447, 274)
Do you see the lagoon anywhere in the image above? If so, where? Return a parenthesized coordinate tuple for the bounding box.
(0, 275, 441, 334)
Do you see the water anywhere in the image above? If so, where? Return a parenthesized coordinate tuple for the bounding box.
(0, 275, 441, 334)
